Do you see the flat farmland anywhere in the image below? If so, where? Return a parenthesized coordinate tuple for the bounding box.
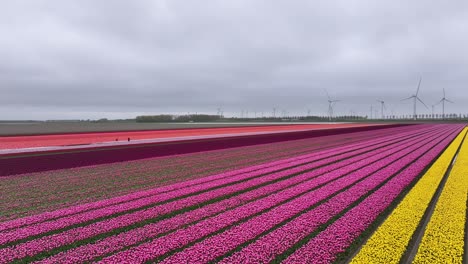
(0, 124, 466, 263)
(0, 123, 395, 177)
(0, 125, 407, 221)
(0, 123, 371, 150)
(0, 122, 290, 136)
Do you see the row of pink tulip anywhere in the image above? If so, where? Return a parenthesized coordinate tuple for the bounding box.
(95, 127, 450, 263)
(5, 127, 380, 222)
(0, 126, 443, 263)
(34, 125, 437, 263)
(283, 127, 460, 264)
(220, 127, 460, 264)
(0, 125, 432, 233)
(0, 125, 434, 244)
(157, 127, 454, 264)
(7, 126, 360, 189)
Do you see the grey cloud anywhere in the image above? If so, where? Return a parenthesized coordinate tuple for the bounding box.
(1, 0, 468, 119)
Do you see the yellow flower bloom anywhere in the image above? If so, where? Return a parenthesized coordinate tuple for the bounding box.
(351, 128, 467, 264)
(414, 128, 468, 263)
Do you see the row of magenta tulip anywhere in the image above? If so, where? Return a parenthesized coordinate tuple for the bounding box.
(4, 127, 379, 220)
(283, 127, 460, 263)
(0, 125, 433, 236)
(90, 127, 454, 263)
(34, 125, 441, 263)
(0, 126, 445, 263)
(0, 125, 433, 231)
(222, 127, 462, 264)
(148, 127, 457, 264)
(1, 124, 424, 223)
(350, 127, 467, 263)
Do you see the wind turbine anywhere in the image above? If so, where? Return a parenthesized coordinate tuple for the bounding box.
(376, 100, 386, 119)
(216, 107, 223, 117)
(435, 88, 454, 119)
(324, 89, 340, 122)
(401, 77, 428, 120)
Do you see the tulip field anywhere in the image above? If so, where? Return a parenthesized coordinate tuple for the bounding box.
(0, 123, 369, 150)
(0, 124, 467, 263)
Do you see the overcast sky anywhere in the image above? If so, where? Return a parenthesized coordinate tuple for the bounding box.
(1, 0, 467, 120)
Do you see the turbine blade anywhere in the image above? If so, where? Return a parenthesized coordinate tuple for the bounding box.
(383, 103, 387, 110)
(443, 88, 446, 98)
(446, 99, 454, 103)
(417, 97, 428, 109)
(416, 76, 422, 96)
(401, 96, 413, 101)
(324, 89, 331, 100)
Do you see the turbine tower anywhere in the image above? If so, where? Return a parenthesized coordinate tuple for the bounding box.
(216, 107, 223, 117)
(401, 77, 428, 120)
(376, 100, 386, 119)
(324, 89, 340, 122)
(435, 88, 454, 119)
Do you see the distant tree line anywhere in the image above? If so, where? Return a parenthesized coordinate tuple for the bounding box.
(227, 115, 367, 122)
(136, 114, 223, 123)
(135, 113, 468, 123)
(136, 115, 174, 122)
(136, 114, 371, 123)
(372, 113, 468, 120)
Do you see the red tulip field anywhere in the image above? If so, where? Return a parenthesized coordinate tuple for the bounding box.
(0, 123, 371, 150)
(0, 124, 466, 263)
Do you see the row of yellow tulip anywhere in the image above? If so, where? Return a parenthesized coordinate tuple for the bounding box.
(414, 128, 468, 263)
(351, 127, 467, 263)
